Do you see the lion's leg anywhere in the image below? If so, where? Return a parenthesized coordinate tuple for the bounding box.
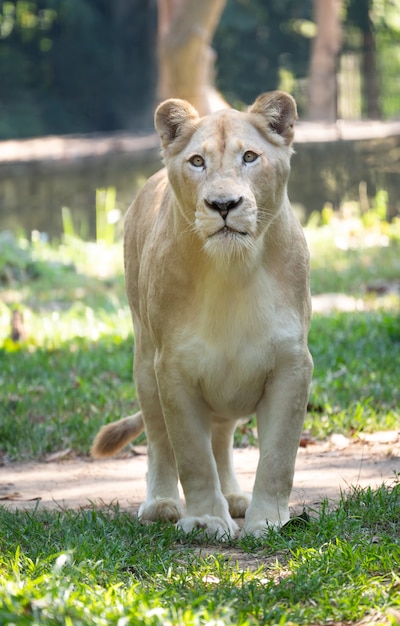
(134, 336, 183, 523)
(211, 420, 250, 518)
(156, 369, 238, 540)
(241, 351, 313, 538)
(139, 418, 183, 523)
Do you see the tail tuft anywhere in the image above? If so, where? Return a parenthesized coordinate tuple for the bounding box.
(91, 412, 144, 458)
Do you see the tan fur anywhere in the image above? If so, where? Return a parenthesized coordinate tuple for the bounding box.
(91, 412, 144, 458)
(92, 91, 313, 540)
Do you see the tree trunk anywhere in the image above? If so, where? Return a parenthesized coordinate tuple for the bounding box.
(112, 0, 157, 129)
(360, 3, 381, 119)
(157, 0, 228, 115)
(346, 0, 381, 119)
(308, 0, 342, 122)
(362, 30, 381, 118)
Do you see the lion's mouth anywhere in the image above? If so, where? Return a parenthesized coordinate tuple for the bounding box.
(211, 225, 248, 238)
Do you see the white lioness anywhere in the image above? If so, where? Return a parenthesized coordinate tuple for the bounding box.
(92, 91, 313, 539)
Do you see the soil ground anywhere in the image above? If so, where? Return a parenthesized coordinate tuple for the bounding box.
(1, 434, 399, 570)
(1, 434, 399, 519)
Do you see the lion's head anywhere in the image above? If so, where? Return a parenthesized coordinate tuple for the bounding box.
(155, 91, 297, 263)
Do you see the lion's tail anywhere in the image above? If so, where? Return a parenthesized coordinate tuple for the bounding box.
(91, 411, 145, 459)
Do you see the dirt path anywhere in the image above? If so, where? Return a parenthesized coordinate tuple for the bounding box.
(1, 434, 399, 517)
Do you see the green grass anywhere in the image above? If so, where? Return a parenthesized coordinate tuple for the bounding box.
(306, 310, 400, 437)
(307, 212, 400, 296)
(0, 233, 137, 460)
(0, 336, 138, 460)
(0, 479, 399, 625)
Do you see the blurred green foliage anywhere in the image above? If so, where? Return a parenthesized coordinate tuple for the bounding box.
(214, 0, 400, 117)
(0, 0, 399, 139)
(213, 0, 313, 110)
(0, 0, 157, 138)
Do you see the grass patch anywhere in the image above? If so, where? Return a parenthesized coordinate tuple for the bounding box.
(306, 205, 400, 296)
(0, 233, 136, 460)
(306, 310, 400, 437)
(0, 479, 399, 624)
(0, 336, 137, 460)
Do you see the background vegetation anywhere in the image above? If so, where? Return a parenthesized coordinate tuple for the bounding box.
(0, 0, 399, 139)
(0, 0, 158, 137)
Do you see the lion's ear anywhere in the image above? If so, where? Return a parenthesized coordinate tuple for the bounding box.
(249, 91, 297, 146)
(155, 99, 199, 150)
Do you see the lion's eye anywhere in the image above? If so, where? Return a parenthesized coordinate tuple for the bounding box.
(189, 155, 205, 168)
(243, 150, 259, 164)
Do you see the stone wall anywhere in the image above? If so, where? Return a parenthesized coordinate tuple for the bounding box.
(291, 121, 400, 221)
(0, 122, 399, 239)
(0, 134, 160, 238)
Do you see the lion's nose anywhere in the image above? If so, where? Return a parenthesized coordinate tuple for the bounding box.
(205, 197, 243, 220)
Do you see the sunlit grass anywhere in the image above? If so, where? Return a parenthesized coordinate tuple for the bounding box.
(306, 206, 400, 296)
(306, 309, 400, 436)
(0, 233, 129, 349)
(0, 233, 136, 460)
(0, 479, 399, 625)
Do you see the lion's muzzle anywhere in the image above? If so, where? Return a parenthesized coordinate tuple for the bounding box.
(205, 196, 243, 220)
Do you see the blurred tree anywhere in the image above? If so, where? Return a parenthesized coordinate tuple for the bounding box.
(308, 0, 342, 121)
(157, 0, 227, 114)
(370, 0, 400, 119)
(213, 0, 313, 112)
(0, 0, 157, 138)
(0, 0, 398, 139)
(112, 0, 157, 129)
(346, 0, 380, 118)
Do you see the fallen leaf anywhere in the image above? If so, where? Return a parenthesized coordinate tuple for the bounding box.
(45, 448, 74, 463)
(299, 432, 317, 448)
(0, 492, 41, 501)
(0, 491, 22, 500)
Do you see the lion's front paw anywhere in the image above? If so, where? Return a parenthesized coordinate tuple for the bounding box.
(241, 499, 290, 538)
(225, 493, 251, 518)
(177, 515, 238, 541)
(138, 498, 184, 523)
(239, 521, 273, 539)
(240, 515, 287, 539)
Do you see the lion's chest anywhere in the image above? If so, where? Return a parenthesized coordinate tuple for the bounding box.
(179, 331, 271, 417)
(173, 272, 296, 418)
